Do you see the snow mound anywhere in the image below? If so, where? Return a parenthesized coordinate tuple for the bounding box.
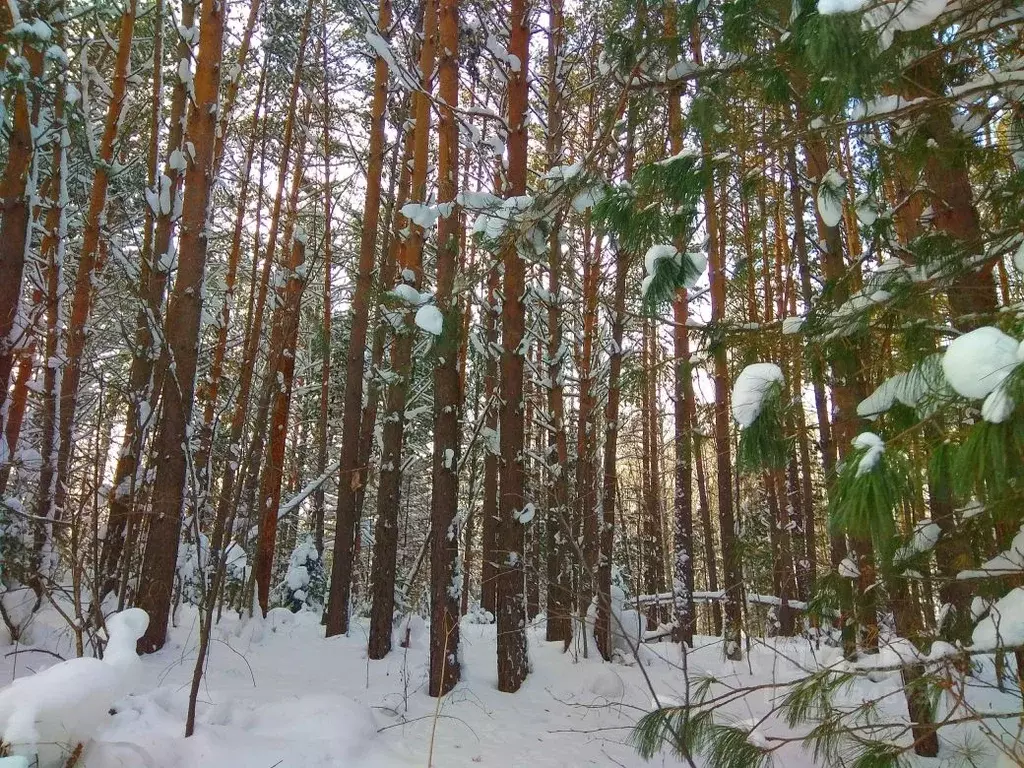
(942, 326, 1020, 400)
(731, 363, 784, 427)
(239, 694, 376, 748)
(0, 609, 149, 766)
(590, 668, 626, 700)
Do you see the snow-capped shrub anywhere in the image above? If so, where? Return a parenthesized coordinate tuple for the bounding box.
(175, 533, 209, 606)
(464, 604, 495, 624)
(274, 534, 326, 613)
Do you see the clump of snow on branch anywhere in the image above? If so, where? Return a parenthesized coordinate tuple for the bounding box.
(815, 169, 846, 228)
(731, 363, 784, 428)
(852, 432, 885, 476)
(942, 327, 1020, 399)
(971, 587, 1024, 650)
(894, 518, 941, 565)
(415, 305, 444, 336)
(942, 326, 1022, 422)
(957, 526, 1024, 580)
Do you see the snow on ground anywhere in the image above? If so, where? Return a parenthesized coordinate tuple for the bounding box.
(1, 605, 1020, 766)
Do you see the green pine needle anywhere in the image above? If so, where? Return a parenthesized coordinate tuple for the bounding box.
(736, 381, 791, 472)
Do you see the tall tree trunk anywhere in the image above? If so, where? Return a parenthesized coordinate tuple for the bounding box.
(595, 114, 631, 660)
(366, 0, 435, 659)
(641, 321, 665, 629)
(45, 2, 136, 532)
(211, 0, 313, 586)
(254, 209, 309, 614)
(30, 110, 66, 574)
(136, 0, 227, 653)
(324, 0, 393, 636)
(0, 25, 42, 446)
(689, 18, 741, 660)
(576, 220, 600, 650)
(542, 0, 571, 645)
(429, 0, 462, 695)
(496, 0, 531, 692)
(480, 265, 500, 615)
(312, 14, 334, 556)
(102, 0, 199, 588)
(193, 54, 268, 508)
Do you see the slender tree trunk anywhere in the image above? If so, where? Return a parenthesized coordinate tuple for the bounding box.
(102, 0, 200, 587)
(324, 0, 393, 636)
(211, 0, 313, 584)
(542, 0, 571, 644)
(428, 0, 462, 697)
(689, 19, 741, 659)
(496, 0, 531, 691)
(480, 265, 500, 615)
(367, 0, 435, 659)
(50, 1, 137, 528)
(136, 0, 227, 654)
(254, 212, 309, 614)
(312, 14, 334, 556)
(576, 221, 600, 649)
(193, 54, 268, 502)
(0, 28, 42, 445)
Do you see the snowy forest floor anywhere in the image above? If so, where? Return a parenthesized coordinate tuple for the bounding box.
(2, 604, 1020, 767)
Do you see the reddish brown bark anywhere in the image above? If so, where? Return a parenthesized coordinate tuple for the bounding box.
(366, 0, 435, 659)
(428, 0, 462, 695)
(480, 265, 500, 616)
(665, 12, 696, 641)
(691, 20, 742, 660)
(211, 0, 313, 576)
(136, 0, 227, 654)
(496, 0, 531, 691)
(0, 30, 41, 443)
(576, 220, 601, 648)
(313, 16, 333, 556)
(0, 347, 33, 493)
(543, 0, 572, 645)
(254, 218, 309, 615)
(102, 0, 197, 586)
(51, 1, 138, 526)
(324, 0, 393, 636)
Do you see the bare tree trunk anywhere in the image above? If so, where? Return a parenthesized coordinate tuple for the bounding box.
(102, 0, 199, 588)
(367, 0, 435, 659)
(211, 0, 313, 588)
(324, 0, 393, 636)
(312, 13, 334, 556)
(136, 0, 227, 653)
(0, 28, 42, 445)
(575, 219, 600, 650)
(542, 0, 571, 644)
(641, 322, 666, 629)
(45, 2, 137, 535)
(496, 0, 531, 692)
(254, 197, 309, 614)
(480, 265, 500, 615)
(428, 0, 462, 694)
